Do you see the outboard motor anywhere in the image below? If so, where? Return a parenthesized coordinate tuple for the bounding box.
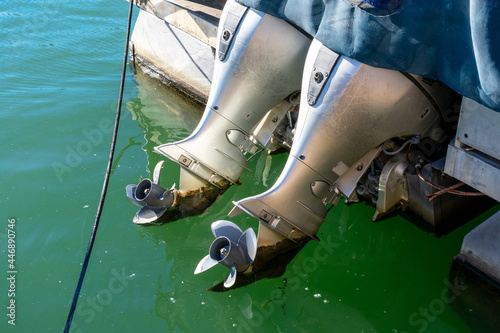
(127, 0, 311, 223)
(202, 39, 457, 285)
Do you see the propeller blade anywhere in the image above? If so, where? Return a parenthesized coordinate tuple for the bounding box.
(152, 161, 164, 184)
(224, 264, 237, 288)
(133, 206, 167, 225)
(211, 220, 243, 242)
(126, 185, 145, 207)
(194, 254, 219, 274)
(239, 228, 257, 263)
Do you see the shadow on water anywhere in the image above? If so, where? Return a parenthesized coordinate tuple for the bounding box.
(208, 238, 309, 292)
(449, 260, 500, 333)
(139, 184, 230, 225)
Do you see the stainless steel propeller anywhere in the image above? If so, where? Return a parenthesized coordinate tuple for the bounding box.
(195, 220, 257, 288)
(126, 161, 175, 224)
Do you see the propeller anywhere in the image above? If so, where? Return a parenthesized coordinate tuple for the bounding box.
(126, 161, 175, 224)
(195, 220, 257, 288)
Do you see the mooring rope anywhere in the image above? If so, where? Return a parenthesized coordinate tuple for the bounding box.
(64, 1, 135, 332)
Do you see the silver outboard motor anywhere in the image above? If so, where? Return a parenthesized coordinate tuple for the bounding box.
(197, 39, 456, 286)
(127, 0, 311, 223)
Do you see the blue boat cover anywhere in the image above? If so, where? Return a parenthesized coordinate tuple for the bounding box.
(236, 0, 500, 111)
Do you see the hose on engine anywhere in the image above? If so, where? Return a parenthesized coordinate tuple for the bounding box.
(382, 135, 420, 156)
(415, 166, 485, 200)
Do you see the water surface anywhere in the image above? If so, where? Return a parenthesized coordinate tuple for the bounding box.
(0, 1, 497, 332)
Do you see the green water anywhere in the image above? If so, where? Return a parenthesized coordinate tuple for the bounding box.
(1, 1, 498, 332)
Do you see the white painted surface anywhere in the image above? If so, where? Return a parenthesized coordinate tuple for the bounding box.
(131, 10, 216, 99)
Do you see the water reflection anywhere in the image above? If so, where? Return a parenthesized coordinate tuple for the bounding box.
(125, 65, 231, 222)
(208, 239, 305, 292)
(126, 64, 203, 175)
(148, 185, 228, 224)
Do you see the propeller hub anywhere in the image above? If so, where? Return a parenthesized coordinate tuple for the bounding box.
(220, 246, 229, 259)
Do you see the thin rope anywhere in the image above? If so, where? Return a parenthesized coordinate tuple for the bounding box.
(64, 1, 135, 332)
